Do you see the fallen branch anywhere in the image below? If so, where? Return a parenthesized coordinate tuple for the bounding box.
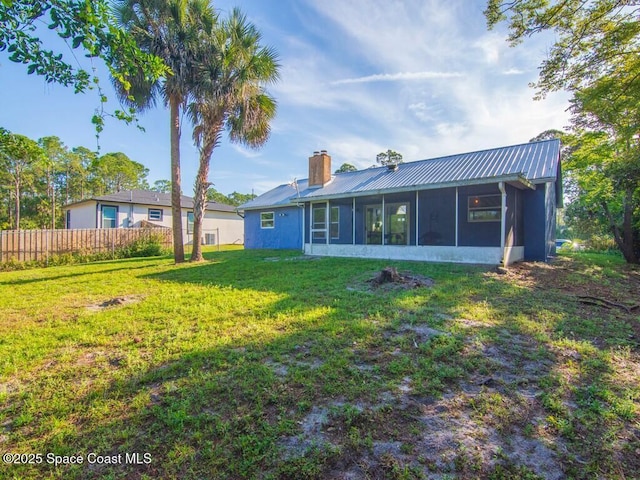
(577, 295, 639, 314)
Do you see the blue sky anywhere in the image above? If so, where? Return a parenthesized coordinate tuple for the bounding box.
(0, 0, 569, 197)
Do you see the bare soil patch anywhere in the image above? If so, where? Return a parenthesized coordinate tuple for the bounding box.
(86, 294, 145, 311)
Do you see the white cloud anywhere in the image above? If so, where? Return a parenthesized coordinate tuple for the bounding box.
(231, 0, 570, 188)
(502, 68, 525, 75)
(331, 71, 464, 85)
(473, 33, 507, 65)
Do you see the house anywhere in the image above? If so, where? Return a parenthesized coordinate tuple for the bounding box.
(63, 189, 244, 246)
(239, 139, 562, 265)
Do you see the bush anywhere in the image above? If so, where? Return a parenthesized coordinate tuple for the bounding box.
(117, 234, 170, 258)
(584, 235, 618, 254)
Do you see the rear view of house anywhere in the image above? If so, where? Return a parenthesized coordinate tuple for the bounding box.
(64, 190, 244, 246)
(239, 140, 562, 265)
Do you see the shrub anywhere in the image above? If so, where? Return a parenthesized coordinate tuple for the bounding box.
(117, 234, 169, 258)
(584, 235, 618, 254)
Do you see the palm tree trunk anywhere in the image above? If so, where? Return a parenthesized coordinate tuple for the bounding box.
(190, 154, 211, 262)
(170, 95, 185, 263)
(191, 124, 219, 262)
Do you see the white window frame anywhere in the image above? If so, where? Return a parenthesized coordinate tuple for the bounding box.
(101, 205, 118, 229)
(330, 206, 340, 240)
(187, 212, 195, 234)
(260, 211, 275, 229)
(148, 208, 163, 221)
(311, 203, 328, 243)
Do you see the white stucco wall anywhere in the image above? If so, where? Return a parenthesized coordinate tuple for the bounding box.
(65, 201, 243, 245)
(66, 202, 97, 229)
(183, 210, 244, 245)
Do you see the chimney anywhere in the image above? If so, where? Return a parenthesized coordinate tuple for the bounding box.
(308, 150, 332, 187)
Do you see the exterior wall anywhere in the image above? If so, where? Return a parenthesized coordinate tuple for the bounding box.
(545, 181, 557, 260)
(66, 202, 98, 229)
(131, 204, 172, 228)
(505, 185, 523, 248)
(305, 243, 503, 264)
(457, 185, 501, 247)
(185, 210, 244, 246)
(522, 187, 546, 261)
(65, 201, 242, 246)
(244, 206, 302, 249)
(249, 180, 553, 264)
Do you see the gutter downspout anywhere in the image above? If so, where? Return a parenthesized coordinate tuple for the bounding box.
(300, 203, 305, 253)
(499, 181, 507, 267)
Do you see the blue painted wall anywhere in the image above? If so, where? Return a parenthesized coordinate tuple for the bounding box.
(458, 185, 501, 247)
(522, 187, 546, 261)
(244, 206, 303, 250)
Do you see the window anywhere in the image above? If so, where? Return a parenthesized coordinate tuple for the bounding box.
(468, 195, 501, 222)
(260, 212, 275, 229)
(187, 212, 194, 234)
(365, 205, 383, 244)
(312, 205, 327, 242)
(330, 206, 339, 239)
(101, 205, 118, 228)
(148, 208, 163, 221)
(385, 203, 409, 245)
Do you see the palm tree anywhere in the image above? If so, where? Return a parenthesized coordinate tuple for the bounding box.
(188, 8, 279, 262)
(113, 0, 216, 263)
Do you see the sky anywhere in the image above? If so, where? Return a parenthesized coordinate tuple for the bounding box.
(0, 0, 570, 197)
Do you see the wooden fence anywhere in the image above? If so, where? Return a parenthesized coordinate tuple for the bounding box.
(0, 227, 173, 263)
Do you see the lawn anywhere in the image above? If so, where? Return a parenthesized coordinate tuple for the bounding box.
(0, 248, 638, 479)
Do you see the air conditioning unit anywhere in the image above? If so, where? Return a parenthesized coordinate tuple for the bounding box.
(204, 233, 216, 245)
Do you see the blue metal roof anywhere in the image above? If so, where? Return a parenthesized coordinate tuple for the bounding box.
(240, 139, 560, 210)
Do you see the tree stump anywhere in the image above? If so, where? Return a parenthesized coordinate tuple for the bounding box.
(373, 266, 403, 285)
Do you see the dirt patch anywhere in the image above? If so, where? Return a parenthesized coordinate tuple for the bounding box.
(369, 266, 435, 290)
(86, 295, 145, 311)
(348, 267, 434, 293)
(491, 257, 640, 348)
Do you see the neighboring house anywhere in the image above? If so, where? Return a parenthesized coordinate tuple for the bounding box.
(239, 139, 562, 265)
(63, 190, 244, 246)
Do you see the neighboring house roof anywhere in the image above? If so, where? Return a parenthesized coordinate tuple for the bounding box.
(240, 139, 560, 210)
(63, 189, 236, 212)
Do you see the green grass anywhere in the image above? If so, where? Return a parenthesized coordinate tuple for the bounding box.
(0, 248, 638, 479)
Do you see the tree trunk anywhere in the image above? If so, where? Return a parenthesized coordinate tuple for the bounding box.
(604, 190, 639, 264)
(14, 179, 20, 231)
(169, 95, 185, 263)
(190, 123, 219, 262)
(51, 183, 55, 230)
(190, 154, 211, 262)
(619, 188, 639, 264)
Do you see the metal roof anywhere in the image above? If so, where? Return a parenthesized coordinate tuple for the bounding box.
(64, 189, 236, 212)
(240, 139, 560, 210)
